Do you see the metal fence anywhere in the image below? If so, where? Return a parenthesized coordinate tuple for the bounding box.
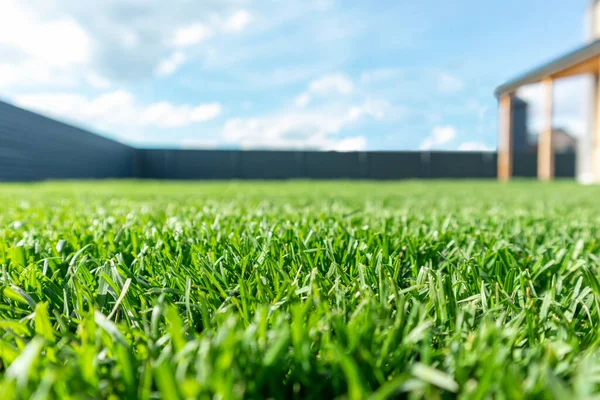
(0, 100, 134, 181)
(0, 100, 576, 181)
(135, 149, 575, 180)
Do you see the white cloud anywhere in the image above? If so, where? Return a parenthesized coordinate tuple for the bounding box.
(86, 72, 111, 89)
(223, 10, 252, 32)
(0, 0, 264, 85)
(458, 141, 491, 151)
(0, 1, 92, 88)
(437, 72, 464, 94)
(0, 61, 73, 89)
(13, 91, 222, 131)
(419, 125, 457, 150)
(0, 64, 112, 91)
(0, 4, 91, 68)
(222, 100, 382, 150)
(295, 93, 312, 107)
(141, 102, 222, 127)
(347, 99, 389, 121)
(172, 23, 211, 47)
(221, 69, 392, 150)
(329, 137, 367, 152)
(156, 51, 186, 76)
(190, 104, 222, 122)
(295, 73, 354, 107)
(309, 74, 354, 95)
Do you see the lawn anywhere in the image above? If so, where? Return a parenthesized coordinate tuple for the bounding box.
(1, 180, 600, 399)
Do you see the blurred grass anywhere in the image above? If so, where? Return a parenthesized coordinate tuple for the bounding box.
(0, 180, 599, 399)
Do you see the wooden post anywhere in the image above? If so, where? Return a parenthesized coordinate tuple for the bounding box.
(593, 68, 600, 183)
(498, 94, 514, 181)
(538, 78, 554, 181)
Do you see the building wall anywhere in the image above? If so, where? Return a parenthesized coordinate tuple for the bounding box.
(0, 100, 135, 181)
(553, 130, 577, 153)
(511, 97, 530, 151)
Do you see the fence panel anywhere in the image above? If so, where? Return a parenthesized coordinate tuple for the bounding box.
(512, 152, 538, 178)
(555, 153, 576, 178)
(0, 99, 577, 182)
(367, 152, 427, 179)
(239, 151, 304, 179)
(429, 152, 492, 179)
(304, 152, 363, 179)
(0, 100, 134, 181)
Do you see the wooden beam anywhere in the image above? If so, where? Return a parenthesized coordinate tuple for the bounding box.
(498, 94, 514, 181)
(551, 56, 600, 79)
(538, 78, 554, 181)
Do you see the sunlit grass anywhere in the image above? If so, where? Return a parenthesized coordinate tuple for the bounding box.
(1, 180, 600, 399)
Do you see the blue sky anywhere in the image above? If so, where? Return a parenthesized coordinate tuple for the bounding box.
(0, 0, 593, 151)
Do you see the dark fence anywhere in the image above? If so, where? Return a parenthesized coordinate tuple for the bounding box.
(134, 149, 576, 180)
(0, 100, 135, 181)
(0, 100, 577, 181)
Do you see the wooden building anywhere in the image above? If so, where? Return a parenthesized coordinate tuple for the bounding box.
(495, 0, 600, 182)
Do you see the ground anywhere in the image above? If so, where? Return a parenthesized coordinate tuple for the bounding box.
(1, 180, 600, 399)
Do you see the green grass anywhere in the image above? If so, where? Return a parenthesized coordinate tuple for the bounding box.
(1, 180, 600, 399)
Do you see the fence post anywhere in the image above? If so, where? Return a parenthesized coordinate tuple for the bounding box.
(131, 149, 144, 178)
(296, 151, 306, 179)
(359, 152, 369, 179)
(231, 151, 241, 179)
(421, 151, 431, 179)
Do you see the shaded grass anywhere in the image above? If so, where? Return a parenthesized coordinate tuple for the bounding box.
(0, 180, 600, 399)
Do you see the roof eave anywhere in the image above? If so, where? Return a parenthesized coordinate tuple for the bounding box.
(495, 40, 600, 98)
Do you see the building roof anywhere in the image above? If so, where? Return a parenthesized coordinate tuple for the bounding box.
(495, 39, 600, 97)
